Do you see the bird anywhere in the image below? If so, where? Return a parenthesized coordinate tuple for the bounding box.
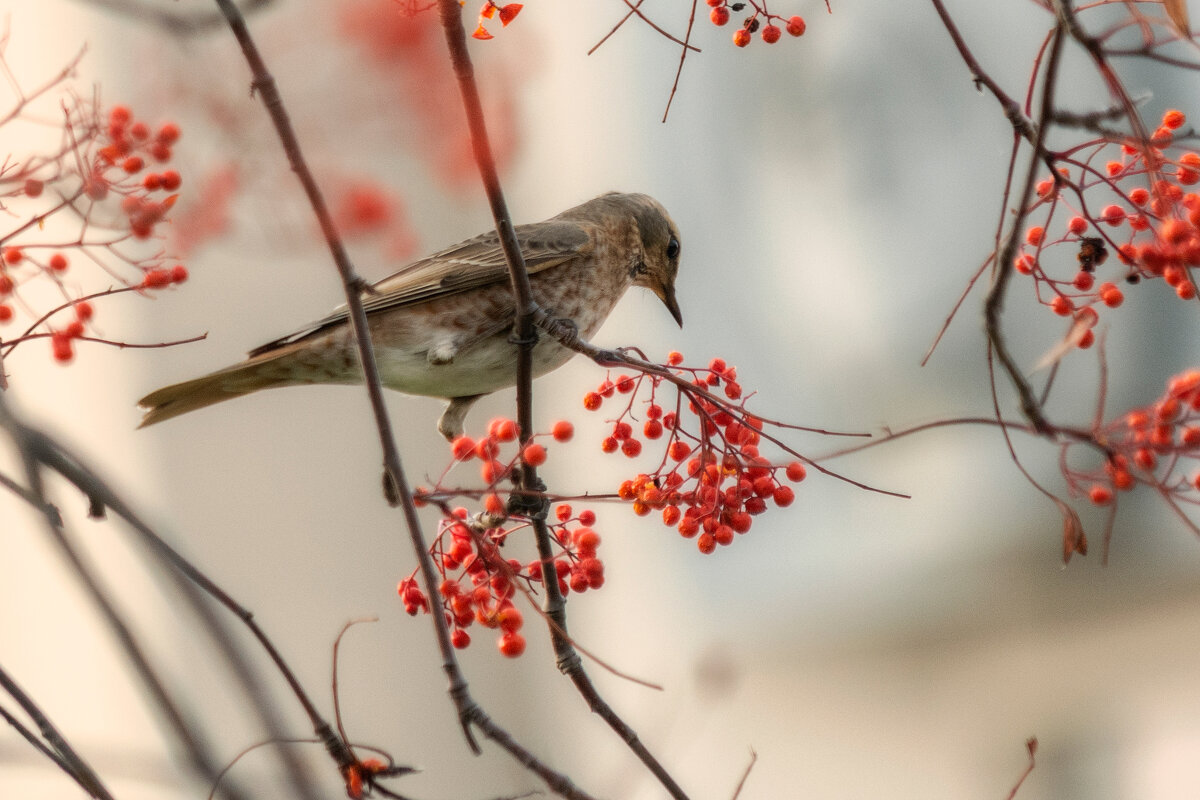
(137, 192, 683, 439)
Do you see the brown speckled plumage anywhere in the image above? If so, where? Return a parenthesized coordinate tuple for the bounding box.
(137, 192, 683, 438)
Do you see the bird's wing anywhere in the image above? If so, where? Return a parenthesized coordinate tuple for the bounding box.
(247, 220, 593, 358)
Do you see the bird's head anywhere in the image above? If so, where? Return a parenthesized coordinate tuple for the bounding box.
(622, 193, 683, 327)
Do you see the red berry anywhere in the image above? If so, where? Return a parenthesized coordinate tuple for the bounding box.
(786, 15, 806, 35)
(773, 486, 795, 507)
(74, 301, 94, 321)
(23, 178, 43, 197)
(170, 264, 189, 283)
(621, 438, 642, 458)
(552, 420, 574, 442)
(697, 532, 717, 553)
(583, 391, 602, 410)
(159, 170, 182, 191)
(3, 247, 22, 265)
(491, 417, 518, 442)
(451, 435, 476, 460)
(522, 442, 547, 466)
(51, 332, 73, 363)
(733, 28, 751, 47)
(0, 304, 12, 323)
(1088, 484, 1113, 506)
(497, 632, 526, 657)
(785, 461, 806, 482)
(644, 419, 663, 439)
(49, 253, 69, 272)
(710, 6, 730, 25)
(451, 629, 471, 649)
(761, 24, 781, 43)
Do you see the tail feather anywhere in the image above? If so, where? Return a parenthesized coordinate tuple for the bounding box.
(137, 360, 289, 428)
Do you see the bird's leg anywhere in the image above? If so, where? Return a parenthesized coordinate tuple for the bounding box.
(438, 395, 482, 441)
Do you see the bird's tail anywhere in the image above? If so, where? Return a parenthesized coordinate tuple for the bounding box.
(137, 356, 295, 428)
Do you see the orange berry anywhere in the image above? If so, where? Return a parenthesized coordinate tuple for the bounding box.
(552, 420, 574, 442)
(1163, 109, 1186, 129)
(497, 631, 526, 657)
(1067, 216, 1087, 235)
(644, 419, 663, 439)
(522, 442, 547, 466)
(667, 350, 684, 366)
(1098, 283, 1124, 307)
(697, 532, 716, 553)
(583, 391, 602, 410)
(51, 331, 73, 362)
(668, 440, 691, 461)
(733, 27, 751, 47)
(451, 435, 476, 460)
(491, 417, 518, 442)
(1129, 187, 1150, 205)
(1101, 205, 1126, 226)
(710, 6, 730, 25)
(1088, 484, 1113, 506)
(1025, 226, 1044, 246)
(1049, 295, 1072, 316)
(122, 156, 144, 173)
(621, 438, 642, 458)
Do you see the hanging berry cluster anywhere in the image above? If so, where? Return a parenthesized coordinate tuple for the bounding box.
(1068, 369, 1200, 516)
(705, 1, 813, 48)
(1013, 109, 1200, 353)
(403, 417, 600, 658)
(1, 99, 189, 365)
(584, 352, 809, 553)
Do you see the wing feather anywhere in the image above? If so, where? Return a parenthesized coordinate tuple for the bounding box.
(248, 219, 593, 358)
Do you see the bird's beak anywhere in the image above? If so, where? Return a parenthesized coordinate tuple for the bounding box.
(658, 285, 683, 327)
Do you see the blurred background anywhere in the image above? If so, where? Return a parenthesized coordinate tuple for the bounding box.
(3, 1, 1200, 798)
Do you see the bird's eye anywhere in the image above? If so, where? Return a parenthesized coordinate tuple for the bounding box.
(666, 237, 680, 260)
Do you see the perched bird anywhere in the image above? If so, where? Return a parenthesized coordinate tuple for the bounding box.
(138, 192, 683, 439)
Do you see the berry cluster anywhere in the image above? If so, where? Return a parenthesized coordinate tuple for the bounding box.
(471, 1, 523, 40)
(1014, 109, 1200, 350)
(705, 0, 816, 46)
(1070, 369, 1200, 513)
(403, 417, 601, 657)
(1, 100, 189, 365)
(585, 353, 808, 553)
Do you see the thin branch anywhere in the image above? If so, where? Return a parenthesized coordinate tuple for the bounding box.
(0, 662, 115, 800)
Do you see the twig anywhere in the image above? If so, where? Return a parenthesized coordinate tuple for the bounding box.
(0, 662, 115, 800)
